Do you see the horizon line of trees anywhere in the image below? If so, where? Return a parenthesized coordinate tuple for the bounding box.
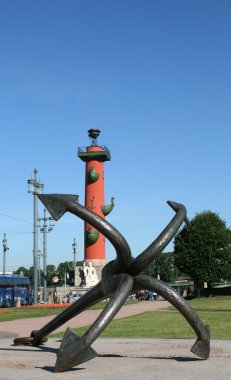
(14, 260, 84, 287)
(14, 210, 231, 296)
(143, 209, 231, 296)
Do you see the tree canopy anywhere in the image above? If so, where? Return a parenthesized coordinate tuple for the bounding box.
(14, 261, 84, 287)
(14, 266, 29, 277)
(141, 252, 179, 283)
(57, 261, 75, 285)
(173, 210, 231, 290)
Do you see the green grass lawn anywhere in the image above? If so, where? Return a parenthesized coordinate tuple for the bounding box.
(0, 300, 136, 321)
(1, 296, 230, 340)
(84, 309, 230, 340)
(188, 295, 231, 312)
(52, 296, 231, 340)
(0, 306, 68, 321)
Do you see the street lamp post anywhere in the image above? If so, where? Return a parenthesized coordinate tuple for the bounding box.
(37, 249, 42, 292)
(64, 272, 69, 300)
(28, 168, 44, 304)
(38, 208, 55, 302)
(2, 233, 9, 274)
(72, 238, 77, 268)
(72, 238, 77, 286)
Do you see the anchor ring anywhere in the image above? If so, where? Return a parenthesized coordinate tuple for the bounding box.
(13, 336, 48, 345)
(13, 336, 34, 345)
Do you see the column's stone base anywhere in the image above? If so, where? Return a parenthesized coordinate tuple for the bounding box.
(74, 259, 107, 288)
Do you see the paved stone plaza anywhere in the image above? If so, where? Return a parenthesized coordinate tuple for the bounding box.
(0, 302, 230, 379)
(0, 336, 230, 380)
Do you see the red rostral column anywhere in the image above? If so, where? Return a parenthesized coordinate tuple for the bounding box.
(78, 129, 113, 274)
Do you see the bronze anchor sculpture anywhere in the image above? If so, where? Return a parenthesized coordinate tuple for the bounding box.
(14, 194, 210, 372)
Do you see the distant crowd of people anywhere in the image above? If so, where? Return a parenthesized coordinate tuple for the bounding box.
(133, 290, 159, 301)
(45, 289, 82, 304)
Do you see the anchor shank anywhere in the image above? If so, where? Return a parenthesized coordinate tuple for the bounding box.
(39, 194, 132, 273)
(134, 275, 210, 359)
(128, 201, 188, 276)
(66, 198, 132, 272)
(31, 283, 104, 345)
(54, 274, 134, 372)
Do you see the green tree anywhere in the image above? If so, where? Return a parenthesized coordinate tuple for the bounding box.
(57, 261, 75, 285)
(14, 266, 29, 277)
(28, 266, 35, 286)
(14, 266, 34, 285)
(142, 252, 179, 283)
(76, 261, 84, 267)
(45, 264, 57, 286)
(173, 211, 231, 296)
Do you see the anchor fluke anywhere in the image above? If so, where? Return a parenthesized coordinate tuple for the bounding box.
(191, 325, 210, 359)
(38, 194, 79, 221)
(54, 327, 98, 372)
(167, 200, 190, 225)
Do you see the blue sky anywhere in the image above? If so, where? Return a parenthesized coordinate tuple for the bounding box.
(0, 1, 230, 272)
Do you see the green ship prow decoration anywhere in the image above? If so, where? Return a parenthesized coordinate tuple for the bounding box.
(87, 166, 99, 183)
(101, 197, 114, 216)
(85, 227, 99, 245)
